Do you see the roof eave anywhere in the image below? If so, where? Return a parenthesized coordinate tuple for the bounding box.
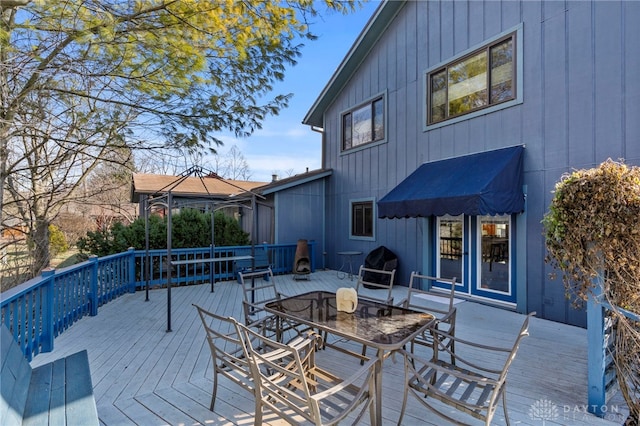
(302, 0, 406, 128)
(256, 169, 333, 195)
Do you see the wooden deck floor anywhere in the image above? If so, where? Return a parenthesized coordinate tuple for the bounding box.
(30, 271, 629, 425)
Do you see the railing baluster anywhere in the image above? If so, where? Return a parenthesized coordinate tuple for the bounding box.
(587, 282, 608, 417)
(89, 255, 99, 316)
(1, 243, 305, 359)
(587, 272, 640, 416)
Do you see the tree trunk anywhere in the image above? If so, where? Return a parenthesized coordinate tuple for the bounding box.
(30, 218, 50, 277)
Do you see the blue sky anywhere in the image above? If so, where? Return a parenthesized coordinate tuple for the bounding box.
(214, 1, 381, 182)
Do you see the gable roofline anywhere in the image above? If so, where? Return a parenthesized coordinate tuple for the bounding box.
(253, 168, 333, 195)
(302, 0, 405, 128)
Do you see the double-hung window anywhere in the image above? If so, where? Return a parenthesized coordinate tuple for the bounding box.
(342, 96, 385, 151)
(427, 30, 519, 126)
(350, 199, 374, 239)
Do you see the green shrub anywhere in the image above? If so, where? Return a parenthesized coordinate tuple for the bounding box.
(49, 224, 69, 255)
(173, 208, 211, 247)
(78, 209, 250, 256)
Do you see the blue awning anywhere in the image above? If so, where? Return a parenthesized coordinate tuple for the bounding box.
(378, 146, 525, 218)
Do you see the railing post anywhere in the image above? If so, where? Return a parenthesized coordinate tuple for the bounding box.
(587, 273, 606, 417)
(128, 247, 136, 293)
(41, 268, 55, 353)
(89, 255, 99, 316)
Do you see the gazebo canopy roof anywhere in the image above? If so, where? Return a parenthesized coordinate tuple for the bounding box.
(130, 173, 268, 203)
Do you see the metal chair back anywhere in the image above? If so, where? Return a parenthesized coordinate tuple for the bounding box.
(354, 265, 396, 305)
(402, 272, 458, 359)
(193, 304, 255, 410)
(398, 312, 535, 426)
(235, 320, 378, 425)
(238, 267, 297, 341)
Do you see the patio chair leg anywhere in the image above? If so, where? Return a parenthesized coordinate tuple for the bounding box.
(369, 393, 376, 426)
(254, 398, 263, 425)
(210, 373, 218, 410)
(361, 344, 367, 365)
(502, 390, 510, 426)
(397, 359, 410, 425)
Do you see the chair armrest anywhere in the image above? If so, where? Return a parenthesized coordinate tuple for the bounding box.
(429, 308, 457, 334)
(276, 291, 290, 299)
(431, 327, 510, 353)
(260, 331, 322, 364)
(311, 357, 378, 400)
(395, 297, 408, 307)
(243, 300, 266, 313)
(287, 330, 324, 348)
(401, 349, 500, 386)
(430, 328, 513, 375)
(436, 307, 456, 324)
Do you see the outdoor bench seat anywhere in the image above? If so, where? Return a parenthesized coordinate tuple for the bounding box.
(235, 249, 270, 281)
(1, 326, 99, 426)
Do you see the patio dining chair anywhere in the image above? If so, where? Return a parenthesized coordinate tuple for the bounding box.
(397, 312, 535, 426)
(354, 265, 396, 305)
(354, 265, 396, 361)
(399, 272, 458, 362)
(193, 304, 320, 411)
(235, 319, 378, 426)
(238, 267, 302, 342)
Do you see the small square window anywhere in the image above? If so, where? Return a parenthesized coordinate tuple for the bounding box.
(351, 201, 373, 238)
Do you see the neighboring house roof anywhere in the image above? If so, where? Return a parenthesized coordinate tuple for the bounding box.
(130, 173, 267, 202)
(302, 0, 404, 128)
(254, 169, 333, 196)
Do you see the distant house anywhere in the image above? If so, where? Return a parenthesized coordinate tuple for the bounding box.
(130, 173, 270, 243)
(298, 0, 640, 326)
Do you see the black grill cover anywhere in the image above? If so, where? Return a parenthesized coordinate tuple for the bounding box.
(363, 246, 398, 288)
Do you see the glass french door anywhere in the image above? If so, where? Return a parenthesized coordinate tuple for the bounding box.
(476, 215, 513, 302)
(435, 214, 514, 303)
(436, 215, 467, 293)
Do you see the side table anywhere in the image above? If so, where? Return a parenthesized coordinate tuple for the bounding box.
(336, 251, 362, 280)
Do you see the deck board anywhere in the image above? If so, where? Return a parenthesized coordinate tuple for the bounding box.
(29, 271, 629, 425)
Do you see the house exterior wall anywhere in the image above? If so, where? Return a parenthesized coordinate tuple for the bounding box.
(273, 179, 326, 270)
(320, 0, 640, 326)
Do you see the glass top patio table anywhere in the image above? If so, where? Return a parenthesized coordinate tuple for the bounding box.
(265, 291, 435, 425)
(265, 290, 434, 349)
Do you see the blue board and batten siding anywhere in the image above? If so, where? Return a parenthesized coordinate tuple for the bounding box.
(273, 179, 326, 270)
(318, 0, 640, 327)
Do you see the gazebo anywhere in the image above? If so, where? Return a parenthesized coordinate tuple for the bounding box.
(130, 166, 268, 331)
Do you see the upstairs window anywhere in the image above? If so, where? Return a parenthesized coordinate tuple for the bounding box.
(342, 96, 385, 151)
(427, 33, 516, 125)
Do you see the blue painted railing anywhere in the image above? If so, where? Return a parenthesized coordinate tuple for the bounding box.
(587, 275, 639, 417)
(0, 242, 315, 361)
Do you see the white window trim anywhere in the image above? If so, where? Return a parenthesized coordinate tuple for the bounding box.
(436, 215, 465, 283)
(423, 23, 524, 131)
(475, 215, 513, 297)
